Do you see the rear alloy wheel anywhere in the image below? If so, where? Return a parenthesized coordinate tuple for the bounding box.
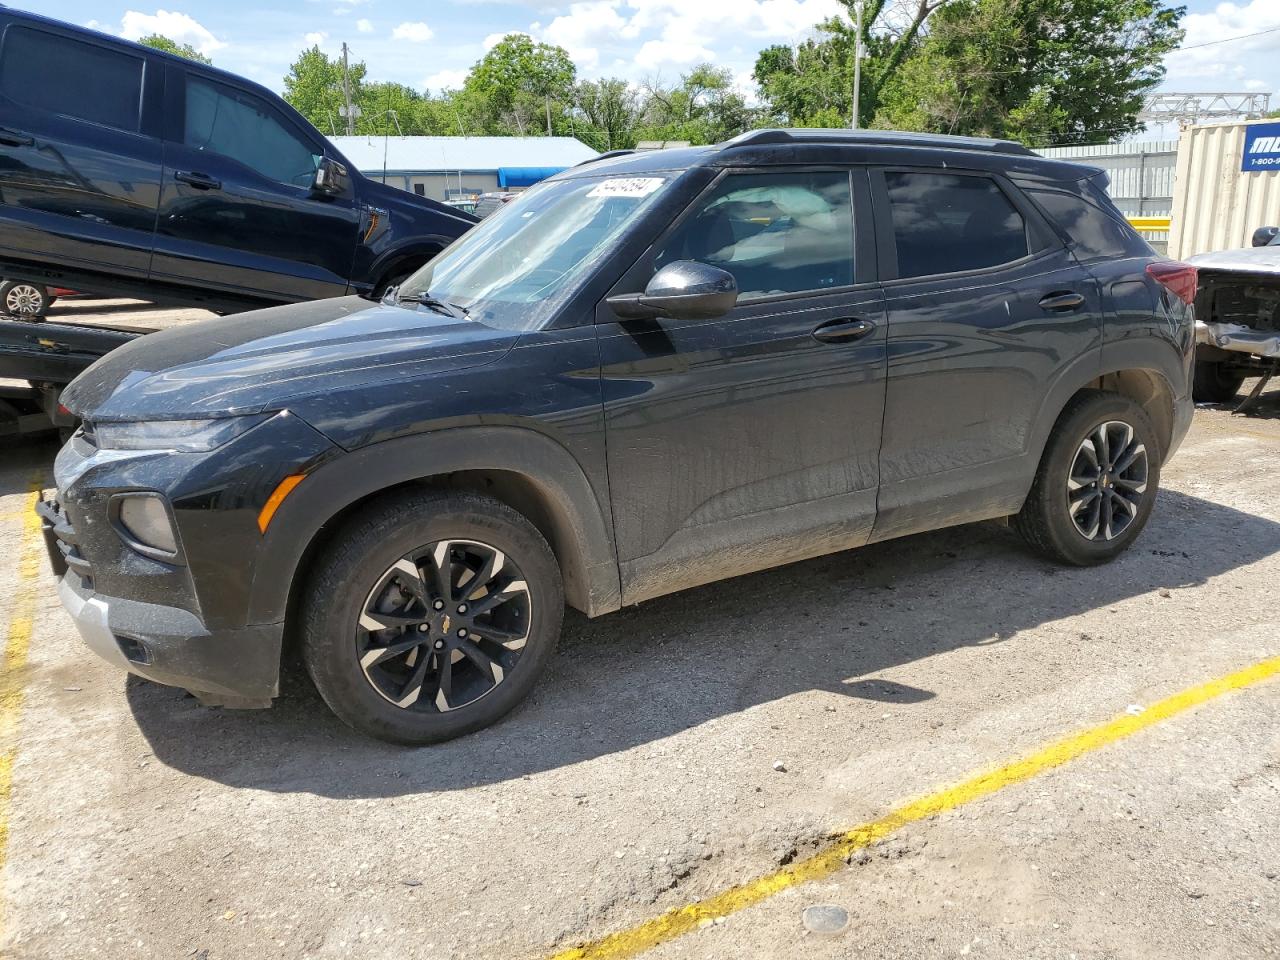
(302, 490, 563, 744)
(1066, 421, 1148, 542)
(1014, 390, 1161, 565)
(0, 281, 49, 318)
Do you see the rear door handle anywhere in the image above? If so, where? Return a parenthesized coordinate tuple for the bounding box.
(174, 170, 222, 190)
(812, 318, 876, 344)
(0, 127, 33, 147)
(1038, 291, 1085, 312)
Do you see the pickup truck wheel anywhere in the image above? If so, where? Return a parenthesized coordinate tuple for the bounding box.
(301, 490, 563, 744)
(1014, 390, 1161, 566)
(0, 281, 49, 318)
(1192, 357, 1245, 404)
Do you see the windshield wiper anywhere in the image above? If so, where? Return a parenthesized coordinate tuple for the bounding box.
(397, 290, 469, 320)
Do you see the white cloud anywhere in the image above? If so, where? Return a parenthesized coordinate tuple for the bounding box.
(1162, 0, 1280, 89)
(392, 21, 435, 43)
(117, 9, 226, 55)
(539, 1, 628, 69)
(634, 38, 715, 69)
(483, 31, 530, 50)
(356, 18, 374, 33)
(425, 69, 469, 92)
(304, 31, 328, 46)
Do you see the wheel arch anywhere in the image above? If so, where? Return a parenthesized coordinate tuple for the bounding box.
(367, 239, 451, 294)
(249, 427, 622, 634)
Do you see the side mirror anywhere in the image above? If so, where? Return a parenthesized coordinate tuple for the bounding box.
(607, 260, 739, 321)
(1251, 225, 1278, 247)
(313, 157, 348, 195)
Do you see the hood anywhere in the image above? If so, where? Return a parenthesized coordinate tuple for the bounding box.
(62, 296, 519, 422)
(1187, 246, 1280, 278)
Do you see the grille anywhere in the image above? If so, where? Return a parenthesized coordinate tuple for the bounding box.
(36, 495, 92, 584)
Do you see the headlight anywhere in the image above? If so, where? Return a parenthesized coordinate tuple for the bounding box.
(93, 415, 267, 452)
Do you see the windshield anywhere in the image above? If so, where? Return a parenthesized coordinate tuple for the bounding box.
(397, 174, 673, 331)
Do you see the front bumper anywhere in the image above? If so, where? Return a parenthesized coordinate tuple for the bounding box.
(56, 572, 282, 706)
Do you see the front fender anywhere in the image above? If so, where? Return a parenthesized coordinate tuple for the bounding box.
(247, 426, 622, 626)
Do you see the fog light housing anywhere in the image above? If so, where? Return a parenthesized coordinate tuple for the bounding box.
(112, 493, 180, 559)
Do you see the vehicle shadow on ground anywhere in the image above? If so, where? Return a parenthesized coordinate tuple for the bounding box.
(118, 487, 1280, 798)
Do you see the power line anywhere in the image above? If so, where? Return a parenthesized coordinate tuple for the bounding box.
(1177, 25, 1280, 52)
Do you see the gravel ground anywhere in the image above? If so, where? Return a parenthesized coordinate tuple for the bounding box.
(0, 320, 1277, 959)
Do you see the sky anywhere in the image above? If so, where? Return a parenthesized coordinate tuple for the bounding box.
(34, 0, 1280, 133)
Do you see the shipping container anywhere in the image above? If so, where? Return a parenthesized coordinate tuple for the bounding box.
(1169, 118, 1280, 259)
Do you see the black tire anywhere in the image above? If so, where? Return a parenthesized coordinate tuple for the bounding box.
(0, 280, 49, 318)
(373, 259, 429, 300)
(1192, 357, 1246, 404)
(301, 489, 563, 744)
(1014, 390, 1161, 566)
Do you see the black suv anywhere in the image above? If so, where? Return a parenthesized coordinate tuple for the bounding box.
(0, 8, 475, 313)
(43, 129, 1197, 744)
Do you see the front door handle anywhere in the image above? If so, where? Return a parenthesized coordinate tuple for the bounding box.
(812, 317, 876, 344)
(174, 170, 222, 190)
(1039, 291, 1085, 312)
(0, 127, 33, 147)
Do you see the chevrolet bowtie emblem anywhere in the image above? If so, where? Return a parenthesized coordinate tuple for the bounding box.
(442, 615, 452, 633)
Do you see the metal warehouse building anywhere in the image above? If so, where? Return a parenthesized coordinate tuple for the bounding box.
(326, 135, 598, 201)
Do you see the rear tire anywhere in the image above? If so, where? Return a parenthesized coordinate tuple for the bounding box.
(1192, 357, 1245, 404)
(0, 281, 49, 318)
(1014, 390, 1161, 566)
(301, 489, 563, 744)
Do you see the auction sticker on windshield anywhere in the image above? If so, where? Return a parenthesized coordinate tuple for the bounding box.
(587, 177, 665, 199)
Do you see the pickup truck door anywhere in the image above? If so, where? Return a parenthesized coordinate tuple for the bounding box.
(598, 167, 887, 605)
(151, 65, 361, 302)
(0, 21, 163, 281)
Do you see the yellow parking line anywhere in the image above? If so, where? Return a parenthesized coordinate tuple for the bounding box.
(0, 479, 45, 942)
(549, 653, 1280, 960)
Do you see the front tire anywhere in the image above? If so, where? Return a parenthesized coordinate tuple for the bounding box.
(301, 490, 563, 744)
(1014, 390, 1161, 566)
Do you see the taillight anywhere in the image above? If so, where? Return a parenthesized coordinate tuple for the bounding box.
(1146, 261, 1198, 305)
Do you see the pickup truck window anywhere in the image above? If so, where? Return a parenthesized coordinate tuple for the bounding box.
(184, 76, 320, 188)
(0, 27, 143, 133)
(654, 171, 854, 299)
(885, 171, 1028, 279)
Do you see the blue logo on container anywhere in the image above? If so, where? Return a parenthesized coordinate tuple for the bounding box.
(1242, 122, 1280, 172)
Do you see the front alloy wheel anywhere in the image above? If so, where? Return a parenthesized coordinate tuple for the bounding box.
(1066, 420, 1148, 541)
(302, 490, 563, 744)
(2, 281, 48, 317)
(358, 540, 531, 712)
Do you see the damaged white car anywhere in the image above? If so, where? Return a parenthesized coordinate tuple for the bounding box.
(1189, 226, 1280, 409)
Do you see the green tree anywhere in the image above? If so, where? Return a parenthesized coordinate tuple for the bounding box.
(575, 77, 640, 150)
(875, 0, 1185, 145)
(464, 34, 576, 135)
(754, 0, 952, 127)
(283, 46, 367, 135)
(636, 65, 755, 145)
(138, 33, 212, 65)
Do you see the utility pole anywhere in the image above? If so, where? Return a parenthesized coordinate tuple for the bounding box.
(851, 0, 863, 130)
(341, 42, 355, 135)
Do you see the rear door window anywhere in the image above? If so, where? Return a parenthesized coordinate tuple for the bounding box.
(654, 171, 854, 299)
(883, 171, 1029, 279)
(0, 27, 143, 132)
(183, 76, 320, 188)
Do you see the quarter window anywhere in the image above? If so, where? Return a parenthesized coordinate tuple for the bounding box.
(184, 77, 320, 188)
(884, 172, 1028, 279)
(655, 171, 854, 299)
(1028, 187, 1150, 261)
(0, 28, 143, 132)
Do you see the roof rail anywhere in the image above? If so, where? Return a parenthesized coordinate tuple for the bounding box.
(722, 128, 1034, 157)
(575, 149, 635, 167)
